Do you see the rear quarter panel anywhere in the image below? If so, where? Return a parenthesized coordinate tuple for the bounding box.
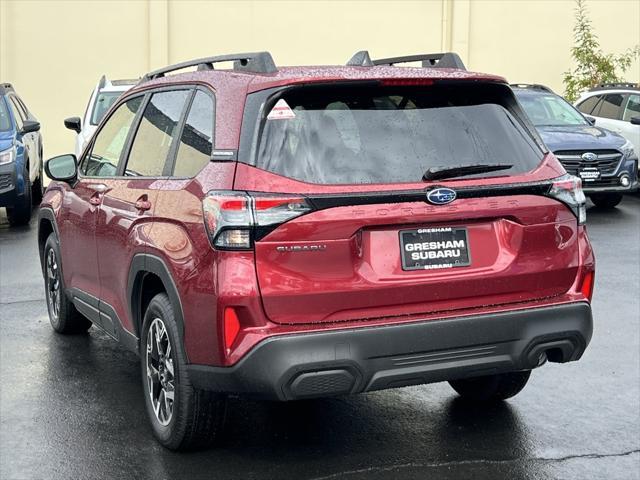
(144, 162, 236, 364)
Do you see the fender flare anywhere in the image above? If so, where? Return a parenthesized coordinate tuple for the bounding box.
(37, 207, 60, 272)
(127, 254, 186, 350)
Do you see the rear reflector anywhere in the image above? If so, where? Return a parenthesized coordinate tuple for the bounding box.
(580, 271, 595, 301)
(223, 307, 241, 352)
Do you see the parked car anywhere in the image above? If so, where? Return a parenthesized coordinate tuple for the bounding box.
(0, 83, 43, 225)
(575, 83, 640, 156)
(64, 75, 135, 157)
(513, 84, 638, 209)
(39, 51, 595, 450)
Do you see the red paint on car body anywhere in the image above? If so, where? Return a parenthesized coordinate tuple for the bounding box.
(40, 64, 595, 370)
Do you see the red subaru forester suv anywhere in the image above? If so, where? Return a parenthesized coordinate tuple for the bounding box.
(39, 51, 595, 450)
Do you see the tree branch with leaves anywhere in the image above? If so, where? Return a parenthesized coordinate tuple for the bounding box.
(563, 0, 639, 102)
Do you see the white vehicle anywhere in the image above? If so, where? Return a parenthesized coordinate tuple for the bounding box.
(64, 76, 136, 157)
(575, 83, 640, 155)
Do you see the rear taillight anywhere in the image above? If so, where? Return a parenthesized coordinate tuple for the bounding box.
(548, 174, 587, 225)
(202, 191, 312, 249)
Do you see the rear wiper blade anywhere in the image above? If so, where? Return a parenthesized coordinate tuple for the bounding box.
(422, 163, 513, 181)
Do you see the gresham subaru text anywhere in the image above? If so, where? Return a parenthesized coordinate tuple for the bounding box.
(38, 51, 595, 451)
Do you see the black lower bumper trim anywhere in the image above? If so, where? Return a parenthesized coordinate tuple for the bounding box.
(187, 302, 593, 401)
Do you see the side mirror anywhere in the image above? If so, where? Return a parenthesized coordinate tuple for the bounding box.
(631, 116, 640, 125)
(45, 154, 78, 184)
(584, 115, 596, 126)
(21, 120, 41, 134)
(64, 116, 82, 134)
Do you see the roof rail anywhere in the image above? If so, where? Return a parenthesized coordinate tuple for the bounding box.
(589, 82, 639, 91)
(111, 78, 140, 86)
(510, 83, 554, 93)
(370, 52, 466, 70)
(140, 52, 277, 82)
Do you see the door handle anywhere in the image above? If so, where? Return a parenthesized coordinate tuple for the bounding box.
(87, 183, 107, 207)
(135, 197, 152, 212)
(87, 183, 108, 193)
(89, 193, 103, 206)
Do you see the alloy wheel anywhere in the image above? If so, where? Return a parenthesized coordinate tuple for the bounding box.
(146, 318, 175, 426)
(46, 248, 60, 319)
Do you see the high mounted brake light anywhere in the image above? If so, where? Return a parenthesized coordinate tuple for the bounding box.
(379, 79, 435, 87)
(202, 191, 312, 249)
(547, 174, 587, 225)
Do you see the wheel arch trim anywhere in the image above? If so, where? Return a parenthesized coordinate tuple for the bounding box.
(37, 207, 60, 273)
(127, 253, 186, 355)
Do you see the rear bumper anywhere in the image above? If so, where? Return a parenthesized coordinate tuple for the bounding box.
(188, 302, 593, 400)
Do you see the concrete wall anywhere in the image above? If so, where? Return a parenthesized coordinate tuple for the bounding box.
(1, 0, 638, 158)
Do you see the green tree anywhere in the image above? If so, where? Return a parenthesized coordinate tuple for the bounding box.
(563, 0, 639, 102)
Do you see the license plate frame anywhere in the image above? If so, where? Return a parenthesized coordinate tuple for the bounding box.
(578, 167, 601, 182)
(399, 227, 471, 271)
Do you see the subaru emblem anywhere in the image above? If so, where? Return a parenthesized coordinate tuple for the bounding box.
(581, 152, 597, 162)
(426, 187, 457, 205)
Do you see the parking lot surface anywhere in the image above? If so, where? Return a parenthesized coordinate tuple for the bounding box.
(1, 198, 639, 480)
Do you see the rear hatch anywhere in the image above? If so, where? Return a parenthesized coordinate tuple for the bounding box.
(234, 81, 581, 325)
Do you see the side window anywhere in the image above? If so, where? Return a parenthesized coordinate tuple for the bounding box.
(173, 91, 214, 177)
(82, 96, 143, 177)
(0, 99, 11, 131)
(595, 93, 625, 120)
(125, 90, 190, 177)
(7, 97, 24, 130)
(15, 97, 29, 118)
(576, 95, 600, 115)
(622, 94, 640, 122)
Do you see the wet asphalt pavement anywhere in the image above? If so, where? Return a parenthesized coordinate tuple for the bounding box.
(1, 197, 639, 480)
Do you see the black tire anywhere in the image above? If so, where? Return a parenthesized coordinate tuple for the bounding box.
(32, 160, 44, 205)
(590, 193, 623, 209)
(449, 370, 531, 402)
(141, 293, 226, 451)
(43, 233, 92, 334)
(6, 164, 32, 226)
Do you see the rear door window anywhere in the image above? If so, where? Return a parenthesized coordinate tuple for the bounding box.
(594, 93, 625, 120)
(124, 89, 190, 177)
(173, 90, 214, 177)
(250, 83, 543, 185)
(576, 95, 600, 115)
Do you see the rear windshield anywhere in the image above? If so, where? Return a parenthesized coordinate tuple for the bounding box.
(249, 83, 544, 185)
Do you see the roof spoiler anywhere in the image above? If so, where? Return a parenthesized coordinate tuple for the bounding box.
(139, 52, 277, 83)
(346, 51, 466, 70)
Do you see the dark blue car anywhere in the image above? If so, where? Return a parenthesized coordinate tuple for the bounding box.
(0, 83, 44, 225)
(513, 84, 638, 209)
